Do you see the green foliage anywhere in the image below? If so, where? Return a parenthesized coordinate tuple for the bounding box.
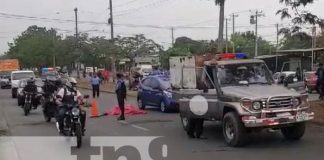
(5, 26, 162, 69)
(230, 31, 274, 57)
(280, 32, 312, 50)
(277, 0, 324, 33)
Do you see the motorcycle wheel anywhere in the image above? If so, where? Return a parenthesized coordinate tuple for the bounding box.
(75, 123, 82, 148)
(24, 104, 30, 116)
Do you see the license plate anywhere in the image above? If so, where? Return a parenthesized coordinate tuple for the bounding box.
(276, 112, 291, 117)
(296, 112, 308, 122)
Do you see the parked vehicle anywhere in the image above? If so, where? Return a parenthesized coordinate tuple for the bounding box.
(0, 74, 11, 89)
(137, 75, 178, 112)
(304, 71, 317, 93)
(171, 55, 314, 147)
(11, 70, 36, 98)
(273, 71, 297, 84)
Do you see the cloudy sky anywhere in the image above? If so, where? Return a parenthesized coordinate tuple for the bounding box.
(1, 0, 324, 54)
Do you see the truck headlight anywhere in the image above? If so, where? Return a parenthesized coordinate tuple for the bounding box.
(241, 99, 252, 109)
(292, 97, 301, 107)
(252, 102, 262, 110)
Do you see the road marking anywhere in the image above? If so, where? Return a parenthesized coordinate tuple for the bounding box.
(119, 121, 149, 132)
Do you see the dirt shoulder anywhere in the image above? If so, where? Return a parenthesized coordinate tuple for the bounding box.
(310, 101, 324, 125)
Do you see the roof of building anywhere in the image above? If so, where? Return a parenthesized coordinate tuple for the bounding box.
(277, 48, 324, 53)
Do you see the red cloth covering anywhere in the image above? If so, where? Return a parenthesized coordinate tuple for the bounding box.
(106, 104, 147, 115)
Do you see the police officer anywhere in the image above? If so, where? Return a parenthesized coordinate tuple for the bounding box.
(115, 73, 127, 121)
(22, 77, 38, 109)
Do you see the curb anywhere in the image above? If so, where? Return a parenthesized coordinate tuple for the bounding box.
(77, 85, 137, 97)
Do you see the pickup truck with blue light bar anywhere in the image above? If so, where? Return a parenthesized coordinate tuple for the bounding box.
(170, 54, 314, 147)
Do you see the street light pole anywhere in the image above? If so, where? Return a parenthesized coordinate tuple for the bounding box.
(109, 0, 116, 81)
(74, 7, 80, 78)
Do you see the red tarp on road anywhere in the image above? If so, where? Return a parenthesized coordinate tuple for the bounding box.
(106, 104, 147, 115)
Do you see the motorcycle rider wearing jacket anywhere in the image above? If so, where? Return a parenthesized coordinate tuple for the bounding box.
(56, 78, 86, 135)
(22, 78, 38, 109)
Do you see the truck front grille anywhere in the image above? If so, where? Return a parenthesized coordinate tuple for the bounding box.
(267, 96, 293, 109)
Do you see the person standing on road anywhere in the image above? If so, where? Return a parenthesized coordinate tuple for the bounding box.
(115, 73, 127, 121)
(90, 74, 100, 98)
(316, 63, 324, 99)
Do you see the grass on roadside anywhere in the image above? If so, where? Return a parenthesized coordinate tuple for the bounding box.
(310, 101, 324, 125)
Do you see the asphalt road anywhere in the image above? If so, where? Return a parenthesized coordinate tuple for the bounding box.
(1, 88, 324, 160)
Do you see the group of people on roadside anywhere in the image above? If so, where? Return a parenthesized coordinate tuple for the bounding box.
(89, 72, 127, 121)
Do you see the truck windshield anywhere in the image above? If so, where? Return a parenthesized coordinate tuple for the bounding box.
(12, 72, 35, 80)
(218, 63, 273, 86)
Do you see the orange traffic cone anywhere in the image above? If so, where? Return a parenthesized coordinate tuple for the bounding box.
(90, 99, 99, 118)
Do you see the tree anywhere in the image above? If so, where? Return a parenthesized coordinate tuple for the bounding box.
(231, 31, 274, 56)
(115, 34, 163, 65)
(280, 32, 312, 50)
(6, 25, 60, 68)
(215, 0, 226, 52)
(277, 0, 324, 34)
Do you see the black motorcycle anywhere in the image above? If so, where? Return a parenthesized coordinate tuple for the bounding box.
(23, 92, 33, 116)
(42, 93, 57, 122)
(56, 104, 83, 148)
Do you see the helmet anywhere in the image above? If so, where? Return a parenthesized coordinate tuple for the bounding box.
(27, 77, 35, 84)
(69, 77, 77, 85)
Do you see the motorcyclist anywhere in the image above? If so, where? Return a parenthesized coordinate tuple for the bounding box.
(55, 78, 86, 135)
(22, 77, 38, 109)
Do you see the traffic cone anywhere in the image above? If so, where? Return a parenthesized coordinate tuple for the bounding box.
(90, 99, 99, 118)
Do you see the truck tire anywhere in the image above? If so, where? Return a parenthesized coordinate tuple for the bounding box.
(223, 112, 247, 147)
(281, 122, 306, 140)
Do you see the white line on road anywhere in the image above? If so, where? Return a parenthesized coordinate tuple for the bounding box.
(119, 121, 149, 132)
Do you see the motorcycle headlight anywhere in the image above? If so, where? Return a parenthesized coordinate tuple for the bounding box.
(71, 108, 80, 116)
(252, 102, 262, 110)
(163, 90, 172, 98)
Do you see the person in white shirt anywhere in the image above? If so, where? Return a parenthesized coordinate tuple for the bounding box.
(56, 78, 86, 135)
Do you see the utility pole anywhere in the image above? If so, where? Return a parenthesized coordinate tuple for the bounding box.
(232, 13, 238, 35)
(312, 26, 317, 71)
(225, 18, 228, 53)
(74, 7, 80, 78)
(171, 27, 175, 46)
(108, 0, 116, 81)
(251, 10, 263, 57)
(275, 23, 279, 72)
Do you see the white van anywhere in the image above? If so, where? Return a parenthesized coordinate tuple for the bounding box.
(11, 70, 35, 98)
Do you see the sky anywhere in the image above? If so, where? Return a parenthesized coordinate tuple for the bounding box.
(1, 0, 324, 54)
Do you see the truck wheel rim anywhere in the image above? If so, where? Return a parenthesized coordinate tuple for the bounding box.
(225, 121, 235, 140)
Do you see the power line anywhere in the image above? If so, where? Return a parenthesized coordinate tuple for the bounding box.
(114, 0, 173, 17)
(113, 0, 143, 9)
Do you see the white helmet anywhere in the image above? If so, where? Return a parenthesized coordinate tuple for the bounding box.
(69, 77, 77, 85)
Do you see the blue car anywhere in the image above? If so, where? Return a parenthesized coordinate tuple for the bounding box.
(137, 75, 178, 113)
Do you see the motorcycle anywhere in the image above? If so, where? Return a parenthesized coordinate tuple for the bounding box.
(42, 93, 57, 122)
(23, 92, 33, 116)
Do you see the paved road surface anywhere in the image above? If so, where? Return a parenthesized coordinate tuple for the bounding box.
(1, 88, 324, 160)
